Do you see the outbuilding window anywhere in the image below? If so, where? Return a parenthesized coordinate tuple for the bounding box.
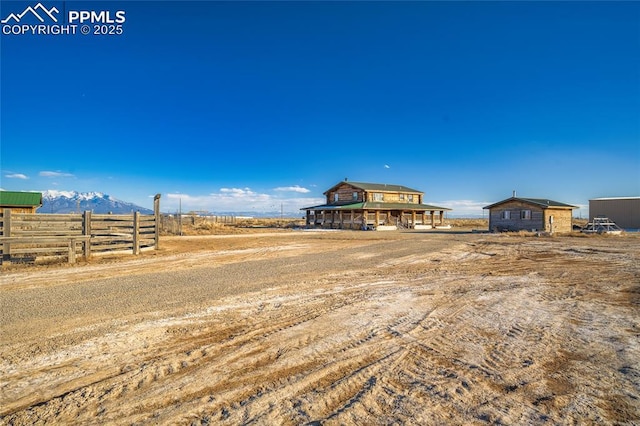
(353, 192, 358, 200)
(501, 210, 511, 220)
(521, 210, 531, 220)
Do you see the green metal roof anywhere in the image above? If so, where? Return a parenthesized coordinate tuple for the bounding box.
(301, 202, 451, 211)
(0, 191, 43, 207)
(483, 197, 576, 210)
(325, 181, 423, 195)
(363, 202, 451, 211)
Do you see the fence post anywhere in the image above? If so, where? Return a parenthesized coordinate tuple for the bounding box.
(2, 209, 11, 264)
(133, 211, 140, 255)
(154, 194, 161, 250)
(83, 210, 92, 259)
(68, 238, 77, 264)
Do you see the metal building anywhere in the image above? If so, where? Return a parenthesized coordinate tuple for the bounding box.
(589, 197, 640, 230)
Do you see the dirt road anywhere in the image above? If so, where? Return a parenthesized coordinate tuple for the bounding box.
(1, 230, 639, 424)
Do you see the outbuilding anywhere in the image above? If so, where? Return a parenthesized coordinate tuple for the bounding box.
(0, 191, 42, 213)
(484, 196, 576, 233)
(589, 197, 640, 230)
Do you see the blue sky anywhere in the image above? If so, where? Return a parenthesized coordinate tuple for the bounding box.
(1, 1, 639, 217)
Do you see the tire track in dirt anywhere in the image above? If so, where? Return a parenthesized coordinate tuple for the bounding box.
(2, 290, 352, 419)
(2, 233, 639, 424)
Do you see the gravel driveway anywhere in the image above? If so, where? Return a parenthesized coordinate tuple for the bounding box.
(1, 230, 639, 424)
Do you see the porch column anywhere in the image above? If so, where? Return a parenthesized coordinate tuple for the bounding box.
(411, 211, 416, 228)
(375, 210, 380, 227)
(430, 210, 435, 228)
(306, 210, 311, 226)
(440, 210, 445, 225)
(363, 210, 369, 229)
(421, 211, 426, 225)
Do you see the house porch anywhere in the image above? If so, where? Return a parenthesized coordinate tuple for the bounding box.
(304, 209, 447, 230)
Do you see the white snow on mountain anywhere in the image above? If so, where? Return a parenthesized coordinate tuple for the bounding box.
(40, 190, 153, 214)
(42, 190, 114, 201)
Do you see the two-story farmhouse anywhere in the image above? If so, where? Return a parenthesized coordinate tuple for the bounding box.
(484, 196, 576, 233)
(301, 180, 451, 230)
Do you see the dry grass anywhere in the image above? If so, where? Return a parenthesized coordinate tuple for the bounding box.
(448, 218, 489, 228)
(161, 217, 306, 236)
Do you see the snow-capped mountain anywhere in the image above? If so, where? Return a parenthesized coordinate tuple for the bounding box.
(40, 190, 153, 214)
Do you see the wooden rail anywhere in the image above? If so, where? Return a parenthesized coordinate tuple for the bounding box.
(0, 236, 91, 264)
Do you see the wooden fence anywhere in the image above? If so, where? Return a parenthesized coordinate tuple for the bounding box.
(0, 195, 160, 265)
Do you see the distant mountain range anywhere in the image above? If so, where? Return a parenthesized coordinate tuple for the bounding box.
(40, 190, 154, 214)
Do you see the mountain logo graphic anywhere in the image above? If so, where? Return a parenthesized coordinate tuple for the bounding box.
(1, 3, 59, 24)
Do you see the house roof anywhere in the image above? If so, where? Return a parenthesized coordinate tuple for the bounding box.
(0, 190, 42, 207)
(324, 181, 422, 195)
(483, 197, 577, 210)
(301, 202, 451, 211)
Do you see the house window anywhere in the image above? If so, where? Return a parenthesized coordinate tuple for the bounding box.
(521, 210, 531, 220)
(334, 193, 339, 202)
(373, 193, 383, 202)
(408, 194, 414, 202)
(399, 194, 404, 201)
(353, 192, 358, 201)
(501, 210, 511, 220)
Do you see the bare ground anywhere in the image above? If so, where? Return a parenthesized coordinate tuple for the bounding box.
(1, 230, 639, 425)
